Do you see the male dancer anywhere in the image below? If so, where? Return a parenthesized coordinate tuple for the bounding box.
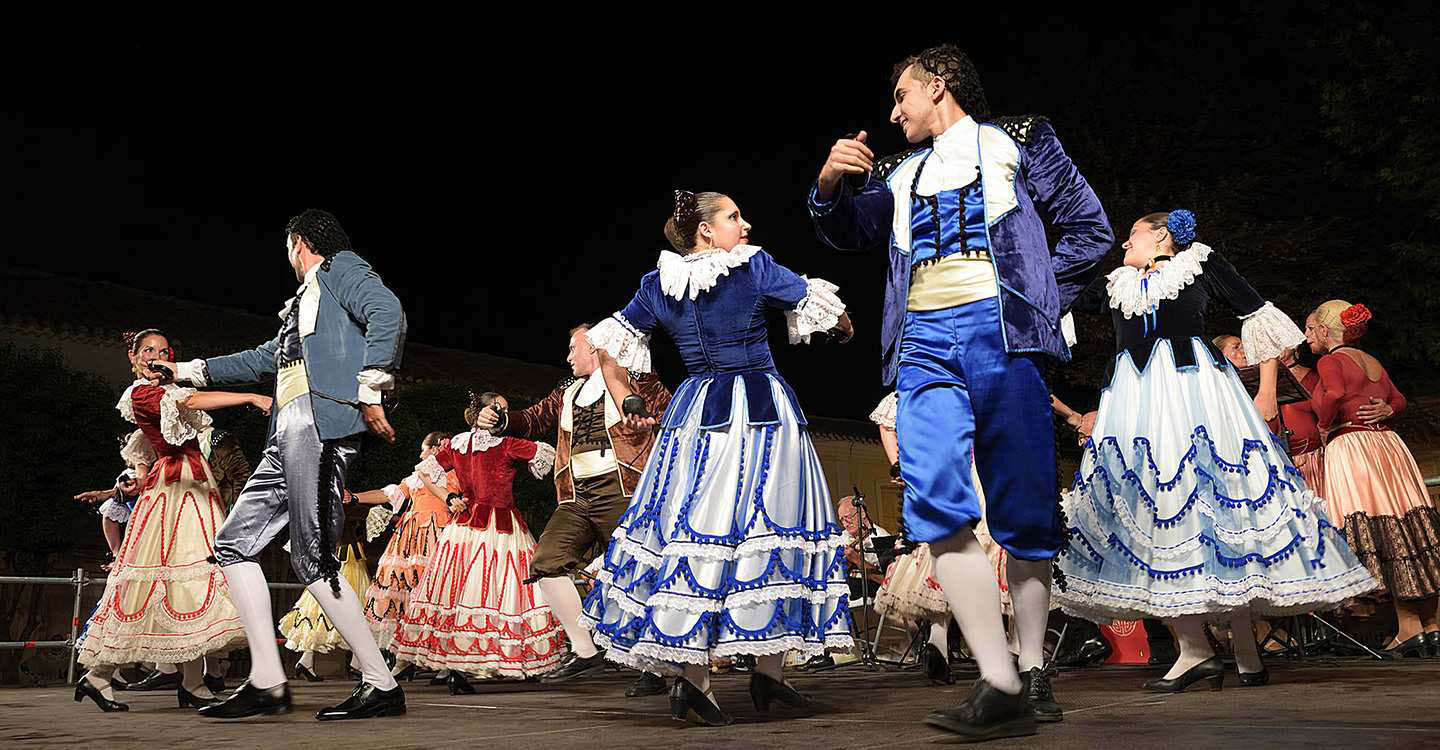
(474, 324, 670, 695)
(150, 209, 407, 720)
(809, 46, 1111, 741)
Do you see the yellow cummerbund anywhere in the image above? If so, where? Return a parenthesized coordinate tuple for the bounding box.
(907, 254, 999, 311)
(571, 449, 619, 480)
(276, 361, 310, 408)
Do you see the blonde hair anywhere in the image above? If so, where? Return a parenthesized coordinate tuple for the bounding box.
(1313, 300, 1351, 333)
(1211, 334, 1239, 350)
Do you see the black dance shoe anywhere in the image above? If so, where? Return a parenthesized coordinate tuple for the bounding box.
(74, 680, 129, 712)
(1022, 666, 1063, 722)
(122, 669, 180, 691)
(1055, 636, 1112, 668)
(749, 673, 811, 713)
(429, 673, 450, 686)
(797, 654, 835, 672)
(1142, 656, 1225, 693)
(393, 663, 418, 682)
(626, 672, 668, 698)
(315, 682, 407, 721)
(539, 650, 608, 684)
(1380, 633, 1429, 659)
(1426, 632, 1440, 658)
(203, 673, 228, 694)
(669, 677, 732, 727)
(447, 672, 476, 695)
(295, 664, 324, 682)
(924, 678, 1036, 743)
(197, 680, 293, 719)
(923, 643, 954, 685)
(178, 685, 224, 710)
(1236, 668, 1270, 687)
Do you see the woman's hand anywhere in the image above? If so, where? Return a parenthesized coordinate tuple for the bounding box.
(74, 489, 114, 504)
(251, 394, 274, 417)
(446, 493, 467, 515)
(1355, 397, 1394, 425)
(1076, 411, 1097, 446)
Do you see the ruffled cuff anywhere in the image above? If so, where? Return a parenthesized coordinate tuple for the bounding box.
(159, 386, 213, 446)
(365, 505, 395, 542)
(98, 497, 132, 524)
(1239, 302, 1306, 365)
(176, 359, 208, 386)
(868, 392, 898, 429)
(415, 455, 446, 486)
(528, 442, 557, 479)
(587, 314, 652, 373)
(381, 483, 406, 513)
(786, 276, 846, 344)
(1061, 312, 1077, 348)
(356, 369, 395, 405)
(119, 429, 156, 470)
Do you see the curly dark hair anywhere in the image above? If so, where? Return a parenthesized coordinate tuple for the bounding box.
(285, 209, 351, 258)
(891, 45, 991, 120)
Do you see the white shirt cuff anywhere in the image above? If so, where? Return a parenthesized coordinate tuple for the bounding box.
(177, 359, 208, 386)
(356, 369, 395, 405)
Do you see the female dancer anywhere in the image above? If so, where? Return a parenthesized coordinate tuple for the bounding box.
(1053, 212, 1376, 692)
(1308, 300, 1440, 657)
(76, 329, 267, 711)
(392, 392, 565, 691)
(581, 190, 856, 726)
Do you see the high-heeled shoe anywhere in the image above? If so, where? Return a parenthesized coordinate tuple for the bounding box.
(1142, 656, 1225, 693)
(74, 680, 129, 712)
(447, 672, 476, 695)
(1380, 633, 1428, 659)
(922, 643, 954, 685)
(393, 663, 418, 682)
(670, 677, 732, 726)
(1236, 668, 1270, 687)
(295, 664, 324, 682)
(749, 673, 811, 712)
(178, 685, 224, 710)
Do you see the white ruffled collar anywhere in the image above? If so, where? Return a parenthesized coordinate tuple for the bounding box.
(1105, 242, 1213, 319)
(656, 244, 761, 300)
(116, 378, 163, 423)
(450, 429, 503, 454)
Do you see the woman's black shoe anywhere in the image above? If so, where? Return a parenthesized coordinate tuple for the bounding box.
(74, 680, 129, 712)
(922, 643, 954, 685)
(1236, 668, 1270, 687)
(539, 650, 608, 683)
(670, 677, 733, 726)
(197, 680, 293, 719)
(122, 669, 180, 691)
(295, 664, 324, 682)
(924, 678, 1036, 742)
(1142, 656, 1225, 693)
(429, 673, 450, 686)
(1425, 632, 1440, 658)
(626, 672, 668, 698)
(203, 673, 228, 694)
(1055, 636, 1113, 668)
(447, 672, 476, 695)
(749, 673, 811, 712)
(394, 663, 418, 682)
(178, 685, 224, 710)
(1381, 633, 1429, 659)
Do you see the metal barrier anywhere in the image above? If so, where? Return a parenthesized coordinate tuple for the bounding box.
(0, 570, 308, 684)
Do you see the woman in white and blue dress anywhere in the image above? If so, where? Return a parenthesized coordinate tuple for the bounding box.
(580, 190, 856, 726)
(1053, 210, 1376, 692)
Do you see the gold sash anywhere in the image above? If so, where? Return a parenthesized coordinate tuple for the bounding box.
(276, 361, 310, 408)
(571, 449, 619, 480)
(907, 254, 999, 311)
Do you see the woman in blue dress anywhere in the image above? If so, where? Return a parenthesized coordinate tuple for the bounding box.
(581, 190, 856, 726)
(1053, 210, 1376, 692)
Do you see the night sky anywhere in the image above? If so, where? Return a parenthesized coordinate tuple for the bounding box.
(6, 9, 1435, 419)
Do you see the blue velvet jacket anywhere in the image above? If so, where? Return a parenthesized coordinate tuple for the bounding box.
(204, 251, 407, 440)
(808, 116, 1112, 385)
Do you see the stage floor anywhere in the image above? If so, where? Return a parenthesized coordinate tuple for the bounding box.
(4, 659, 1438, 749)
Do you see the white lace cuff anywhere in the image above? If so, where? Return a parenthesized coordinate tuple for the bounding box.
(159, 386, 213, 446)
(1061, 312, 1077, 348)
(587, 314, 652, 373)
(868, 392, 899, 429)
(98, 497, 132, 524)
(176, 359, 208, 387)
(415, 455, 446, 486)
(356, 369, 395, 405)
(529, 442, 557, 479)
(786, 276, 845, 344)
(366, 505, 395, 542)
(1239, 302, 1306, 365)
(119, 429, 156, 470)
(381, 483, 407, 512)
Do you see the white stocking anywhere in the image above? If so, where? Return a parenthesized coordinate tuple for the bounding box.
(1006, 556, 1052, 672)
(1163, 615, 1216, 679)
(220, 561, 287, 689)
(305, 576, 398, 690)
(538, 576, 597, 658)
(930, 527, 1021, 694)
(297, 650, 316, 670)
(84, 665, 117, 700)
(928, 619, 950, 654)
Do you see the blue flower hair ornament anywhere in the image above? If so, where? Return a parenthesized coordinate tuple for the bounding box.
(1168, 209, 1197, 246)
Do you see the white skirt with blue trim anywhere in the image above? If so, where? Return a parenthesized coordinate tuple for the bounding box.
(579, 372, 854, 673)
(1054, 338, 1376, 622)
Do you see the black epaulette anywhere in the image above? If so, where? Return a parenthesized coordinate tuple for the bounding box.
(872, 148, 923, 182)
(209, 428, 232, 449)
(555, 376, 578, 392)
(985, 115, 1049, 146)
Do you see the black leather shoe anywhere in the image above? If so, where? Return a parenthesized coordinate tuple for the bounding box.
(798, 654, 835, 672)
(1425, 632, 1440, 658)
(295, 664, 324, 682)
(1380, 633, 1428, 659)
(447, 672, 476, 695)
(315, 682, 407, 721)
(178, 685, 224, 710)
(429, 673, 450, 686)
(540, 650, 607, 684)
(203, 673, 227, 694)
(626, 672, 667, 698)
(1143, 656, 1225, 693)
(670, 677, 732, 726)
(122, 669, 180, 691)
(1236, 668, 1270, 687)
(1022, 666, 1063, 722)
(74, 680, 129, 712)
(924, 678, 1036, 742)
(1055, 636, 1112, 668)
(197, 680, 293, 719)
(923, 643, 954, 685)
(749, 673, 811, 712)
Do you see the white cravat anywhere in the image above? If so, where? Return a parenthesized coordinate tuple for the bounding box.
(915, 116, 980, 196)
(574, 369, 606, 408)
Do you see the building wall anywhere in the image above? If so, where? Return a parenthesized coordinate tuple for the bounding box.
(813, 437, 902, 533)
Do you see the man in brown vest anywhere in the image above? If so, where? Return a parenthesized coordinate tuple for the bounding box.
(475, 324, 671, 691)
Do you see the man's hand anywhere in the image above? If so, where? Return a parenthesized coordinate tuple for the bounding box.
(817, 131, 874, 200)
(362, 403, 397, 443)
(251, 394, 274, 417)
(447, 494, 467, 514)
(830, 311, 855, 344)
(144, 360, 177, 384)
(117, 478, 140, 495)
(1077, 411, 1098, 446)
(474, 406, 500, 431)
(1355, 397, 1394, 425)
(623, 414, 657, 432)
(1254, 392, 1279, 422)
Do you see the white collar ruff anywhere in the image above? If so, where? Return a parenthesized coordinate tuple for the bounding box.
(450, 429, 503, 454)
(656, 244, 761, 300)
(575, 369, 606, 408)
(1105, 242, 1214, 319)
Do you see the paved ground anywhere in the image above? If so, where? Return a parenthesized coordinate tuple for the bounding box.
(4, 659, 1439, 749)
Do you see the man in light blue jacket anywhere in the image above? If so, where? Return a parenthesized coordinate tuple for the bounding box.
(154, 210, 406, 721)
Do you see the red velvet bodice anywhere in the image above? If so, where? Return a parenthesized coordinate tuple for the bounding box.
(433, 435, 539, 532)
(130, 384, 208, 489)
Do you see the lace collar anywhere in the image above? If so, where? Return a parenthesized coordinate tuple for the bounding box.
(116, 378, 160, 423)
(656, 244, 761, 300)
(450, 429, 503, 454)
(1105, 242, 1214, 319)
